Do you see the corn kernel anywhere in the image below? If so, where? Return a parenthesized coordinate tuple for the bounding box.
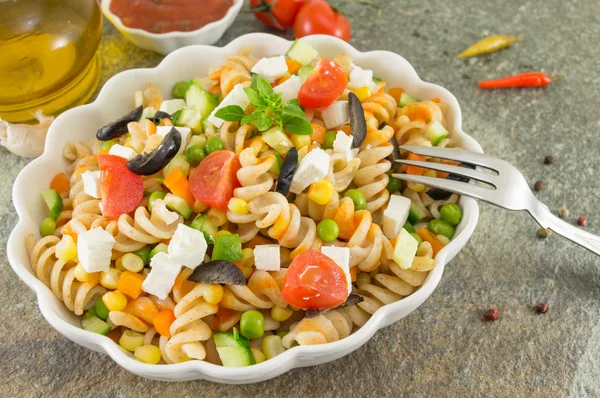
(102, 290, 128, 312)
(204, 284, 224, 304)
(290, 134, 312, 149)
(437, 234, 450, 245)
(56, 235, 77, 262)
(228, 198, 249, 215)
(271, 306, 293, 322)
(354, 86, 371, 102)
(100, 268, 122, 290)
(119, 329, 144, 352)
(241, 248, 254, 268)
(134, 344, 162, 364)
(74, 263, 99, 284)
(215, 230, 231, 238)
(307, 180, 334, 205)
(407, 181, 426, 192)
(242, 267, 254, 279)
(424, 170, 437, 178)
(117, 253, 144, 273)
(251, 348, 266, 364)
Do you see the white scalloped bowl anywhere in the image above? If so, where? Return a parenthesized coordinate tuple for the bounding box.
(101, 0, 244, 55)
(7, 33, 481, 383)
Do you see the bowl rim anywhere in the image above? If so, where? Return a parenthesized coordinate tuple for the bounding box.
(100, 0, 244, 39)
(7, 33, 482, 383)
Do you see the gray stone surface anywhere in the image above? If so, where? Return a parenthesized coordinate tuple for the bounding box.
(2, 1, 600, 396)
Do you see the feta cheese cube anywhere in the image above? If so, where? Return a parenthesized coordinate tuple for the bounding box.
(77, 227, 115, 273)
(208, 84, 251, 128)
(81, 170, 101, 199)
(321, 101, 349, 129)
(321, 246, 352, 296)
(142, 252, 182, 300)
(168, 224, 207, 269)
(109, 144, 138, 160)
(254, 244, 281, 271)
(290, 147, 330, 194)
(159, 99, 187, 116)
(251, 56, 288, 82)
(349, 65, 376, 90)
(383, 195, 412, 239)
(333, 130, 356, 162)
(156, 126, 191, 154)
(273, 75, 302, 103)
(150, 198, 179, 225)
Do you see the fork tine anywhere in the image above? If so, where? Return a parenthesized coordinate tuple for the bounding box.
(400, 145, 503, 171)
(395, 159, 497, 186)
(391, 173, 497, 202)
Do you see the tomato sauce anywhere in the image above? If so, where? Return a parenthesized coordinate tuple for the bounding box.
(110, 0, 234, 34)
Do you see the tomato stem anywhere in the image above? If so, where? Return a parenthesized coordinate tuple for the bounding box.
(249, 0, 284, 30)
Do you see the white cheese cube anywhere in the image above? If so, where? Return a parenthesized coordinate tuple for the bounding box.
(383, 195, 412, 239)
(109, 144, 138, 160)
(321, 101, 349, 129)
(290, 147, 330, 194)
(321, 246, 352, 296)
(274, 75, 302, 103)
(392, 229, 419, 270)
(77, 227, 115, 273)
(142, 252, 182, 300)
(254, 244, 281, 271)
(81, 170, 101, 199)
(150, 198, 179, 225)
(159, 99, 187, 116)
(208, 84, 251, 128)
(333, 130, 356, 162)
(168, 224, 207, 269)
(251, 56, 288, 82)
(156, 126, 191, 154)
(349, 65, 376, 90)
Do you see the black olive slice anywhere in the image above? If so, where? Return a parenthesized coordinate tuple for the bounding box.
(348, 92, 366, 148)
(147, 111, 172, 124)
(188, 260, 247, 285)
(305, 293, 364, 318)
(275, 147, 298, 195)
(126, 128, 181, 176)
(426, 162, 476, 200)
(96, 106, 143, 141)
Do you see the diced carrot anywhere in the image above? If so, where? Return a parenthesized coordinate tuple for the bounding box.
(233, 260, 243, 269)
(406, 153, 427, 175)
(117, 271, 146, 299)
(125, 297, 159, 324)
(245, 235, 274, 249)
(163, 169, 195, 206)
(274, 72, 291, 87)
(107, 327, 122, 344)
(437, 171, 449, 179)
(98, 149, 110, 155)
(310, 123, 327, 144)
(153, 309, 176, 337)
(335, 200, 357, 240)
(50, 172, 70, 195)
(388, 87, 404, 103)
(389, 238, 397, 247)
(416, 228, 445, 257)
(161, 238, 171, 245)
(431, 97, 441, 103)
(160, 118, 173, 126)
(286, 59, 302, 74)
(350, 266, 357, 282)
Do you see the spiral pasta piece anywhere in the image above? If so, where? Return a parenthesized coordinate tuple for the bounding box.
(115, 207, 180, 248)
(346, 210, 393, 272)
(326, 151, 361, 192)
(221, 270, 287, 311)
(394, 100, 444, 144)
(211, 49, 256, 96)
(211, 122, 257, 155)
(282, 313, 354, 348)
(361, 91, 397, 126)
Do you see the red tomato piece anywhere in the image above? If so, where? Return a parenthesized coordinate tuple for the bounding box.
(298, 59, 348, 109)
(189, 150, 241, 211)
(98, 155, 144, 217)
(294, 0, 352, 42)
(250, 0, 306, 30)
(282, 250, 348, 310)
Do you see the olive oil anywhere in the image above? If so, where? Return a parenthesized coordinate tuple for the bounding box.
(0, 0, 102, 122)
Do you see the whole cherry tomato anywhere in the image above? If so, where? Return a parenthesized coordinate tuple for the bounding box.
(250, 0, 307, 30)
(294, 0, 352, 42)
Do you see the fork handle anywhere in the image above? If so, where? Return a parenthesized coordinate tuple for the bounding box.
(529, 202, 600, 256)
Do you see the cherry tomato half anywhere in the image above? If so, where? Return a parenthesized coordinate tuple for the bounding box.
(250, 0, 306, 30)
(189, 150, 241, 210)
(298, 59, 348, 109)
(98, 155, 144, 217)
(294, 0, 352, 42)
(282, 250, 348, 310)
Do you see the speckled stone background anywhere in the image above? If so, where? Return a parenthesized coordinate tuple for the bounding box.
(2, 1, 600, 397)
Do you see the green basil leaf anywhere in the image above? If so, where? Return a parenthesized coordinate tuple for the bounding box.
(288, 99, 300, 107)
(283, 103, 306, 120)
(252, 74, 273, 97)
(254, 113, 273, 131)
(243, 87, 260, 107)
(214, 105, 245, 122)
(241, 114, 255, 125)
(284, 117, 313, 135)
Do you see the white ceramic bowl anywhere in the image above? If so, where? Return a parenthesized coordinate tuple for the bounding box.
(101, 0, 244, 55)
(7, 33, 482, 383)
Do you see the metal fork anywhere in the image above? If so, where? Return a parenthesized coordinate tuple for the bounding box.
(393, 145, 600, 256)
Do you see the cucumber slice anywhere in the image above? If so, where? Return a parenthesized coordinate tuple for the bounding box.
(141, 107, 157, 121)
(164, 193, 192, 219)
(41, 189, 63, 220)
(200, 114, 212, 134)
(187, 134, 207, 150)
(94, 298, 110, 321)
(262, 127, 293, 155)
(163, 153, 190, 178)
(213, 332, 238, 347)
(270, 152, 283, 175)
(400, 92, 419, 107)
(175, 108, 203, 134)
(185, 84, 219, 117)
(212, 234, 242, 262)
(286, 39, 319, 65)
(216, 346, 255, 367)
(403, 222, 415, 233)
(407, 202, 428, 224)
(392, 228, 419, 270)
(149, 243, 168, 261)
(427, 121, 449, 146)
(81, 308, 111, 335)
(190, 77, 217, 93)
(297, 65, 314, 82)
(189, 214, 217, 244)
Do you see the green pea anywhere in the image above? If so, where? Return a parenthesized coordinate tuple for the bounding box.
(172, 81, 188, 99)
(344, 189, 367, 210)
(149, 243, 168, 261)
(40, 217, 56, 237)
(240, 310, 265, 340)
(100, 140, 118, 151)
(322, 131, 337, 150)
(262, 335, 286, 360)
(131, 245, 152, 266)
(386, 176, 403, 194)
(428, 219, 455, 240)
(147, 191, 167, 213)
(410, 232, 423, 245)
(440, 203, 462, 226)
(186, 145, 206, 167)
(403, 222, 415, 233)
(317, 219, 339, 242)
(205, 137, 224, 154)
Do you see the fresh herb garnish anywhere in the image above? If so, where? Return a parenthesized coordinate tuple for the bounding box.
(214, 74, 313, 135)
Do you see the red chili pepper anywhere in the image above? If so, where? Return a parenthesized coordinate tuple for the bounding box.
(478, 72, 552, 89)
